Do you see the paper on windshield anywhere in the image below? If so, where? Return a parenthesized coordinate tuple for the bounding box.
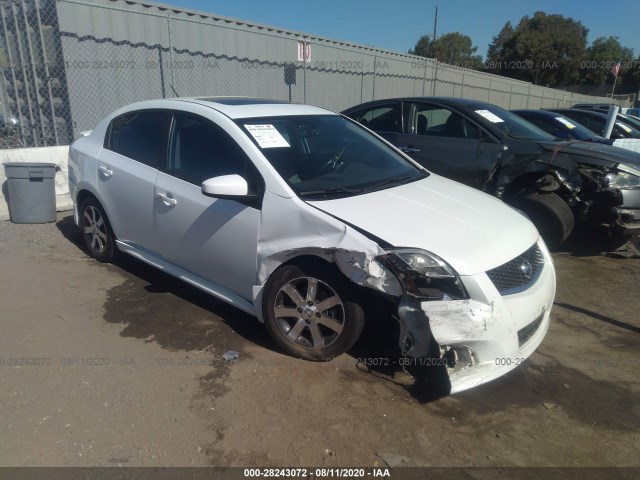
(245, 124, 290, 148)
(555, 117, 576, 129)
(475, 109, 504, 123)
(616, 122, 633, 133)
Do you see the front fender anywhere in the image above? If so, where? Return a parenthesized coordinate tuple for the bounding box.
(497, 161, 582, 200)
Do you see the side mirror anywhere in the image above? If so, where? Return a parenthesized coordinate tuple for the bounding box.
(201, 174, 252, 198)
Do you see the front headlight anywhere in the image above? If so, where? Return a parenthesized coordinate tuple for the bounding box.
(378, 249, 468, 300)
(605, 171, 640, 189)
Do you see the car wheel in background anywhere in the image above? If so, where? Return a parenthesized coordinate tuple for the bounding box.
(263, 262, 365, 361)
(510, 191, 575, 249)
(80, 197, 119, 263)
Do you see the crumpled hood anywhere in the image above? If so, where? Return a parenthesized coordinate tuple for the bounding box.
(538, 140, 640, 169)
(307, 175, 540, 276)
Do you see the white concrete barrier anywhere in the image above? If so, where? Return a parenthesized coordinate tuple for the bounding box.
(0, 146, 71, 221)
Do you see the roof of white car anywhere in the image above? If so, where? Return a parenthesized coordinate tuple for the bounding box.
(170, 96, 335, 119)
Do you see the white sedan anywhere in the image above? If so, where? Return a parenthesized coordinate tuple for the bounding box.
(68, 97, 555, 394)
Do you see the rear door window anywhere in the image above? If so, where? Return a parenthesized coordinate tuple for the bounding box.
(413, 103, 480, 139)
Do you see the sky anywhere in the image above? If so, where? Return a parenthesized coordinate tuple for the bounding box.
(159, 0, 639, 59)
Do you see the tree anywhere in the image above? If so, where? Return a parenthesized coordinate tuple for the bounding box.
(582, 36, 634, 85)
(485, 12, 588, 86)
(408, 35, 432, 57)
(410, 32, 482, 70)
(621, 56, 640, 93)
(431, 32, 483, 69)
(486, 22, 514, 67)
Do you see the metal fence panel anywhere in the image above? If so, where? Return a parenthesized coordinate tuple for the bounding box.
(0, 0, 623, 147)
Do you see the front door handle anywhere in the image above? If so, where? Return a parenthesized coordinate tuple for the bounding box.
(156, 192, 177, 206)
(399, 146, 421, 153)
(98, 165, 113, 177)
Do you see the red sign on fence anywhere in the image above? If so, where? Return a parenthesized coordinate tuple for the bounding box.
(297, 41, 311, 62)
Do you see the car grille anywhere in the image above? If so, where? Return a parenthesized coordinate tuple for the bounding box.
(486, 242, 544, 294)
(518, 311, 545, 347)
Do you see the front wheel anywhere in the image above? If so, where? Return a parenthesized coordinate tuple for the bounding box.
(509, 191, 575, 249)
(263, 263, 365, 361)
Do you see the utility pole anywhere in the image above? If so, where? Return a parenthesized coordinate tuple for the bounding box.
(433, 5, 438, 42)
(431, 5, 439, 95)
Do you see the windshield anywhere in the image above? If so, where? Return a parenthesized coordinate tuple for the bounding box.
(471, 104, 556, 141)
(238, 115, 427, 199)
(618, 114, 640, 132)
(519, 112, 602, 141)
(552, 115, 603, 140)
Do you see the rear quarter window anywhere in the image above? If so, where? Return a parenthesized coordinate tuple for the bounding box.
(349, 104, 402, 133)
(105, 111, 170, 168)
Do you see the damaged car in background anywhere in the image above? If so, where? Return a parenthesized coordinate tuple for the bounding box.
(343, 97, 640, 247)
(68, 97, 555, 394)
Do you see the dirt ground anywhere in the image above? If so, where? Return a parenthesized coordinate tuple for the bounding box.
(0, 212, 639, 470)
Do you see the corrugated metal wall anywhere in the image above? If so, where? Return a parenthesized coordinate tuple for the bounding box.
(0, 0, 618, 146)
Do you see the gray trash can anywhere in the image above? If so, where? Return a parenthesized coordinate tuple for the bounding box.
(3, 162, 57, 223)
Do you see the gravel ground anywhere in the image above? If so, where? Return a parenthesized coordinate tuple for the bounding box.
(0, 213, 639, 473)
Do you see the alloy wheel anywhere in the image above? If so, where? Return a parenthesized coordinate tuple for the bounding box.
(273, 276, 346, 349)
(83, 205, 108, 255)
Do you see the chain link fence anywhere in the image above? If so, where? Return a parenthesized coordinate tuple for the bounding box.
(0, 0, 621, 148)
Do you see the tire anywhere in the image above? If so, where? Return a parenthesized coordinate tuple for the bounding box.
(510, 191, 575, 249)
(79, 197, 119, 263)
(262, 262, 365, 361)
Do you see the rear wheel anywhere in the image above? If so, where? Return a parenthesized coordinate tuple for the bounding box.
(510, 191, 574, 249)
(80, 197, 118, 263)
(263, 263, 365, 361)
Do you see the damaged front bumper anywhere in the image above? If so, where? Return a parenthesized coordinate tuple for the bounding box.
(616, 189, 640, 235)
(577, 164, 640, 235)
(397, 239, 555, 394)
(615, 207, 640, 235)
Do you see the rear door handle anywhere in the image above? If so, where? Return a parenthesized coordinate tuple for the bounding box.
(399, 146, 421, 153)
(98, 165, 113, 177)
(156, 192, 177, 206)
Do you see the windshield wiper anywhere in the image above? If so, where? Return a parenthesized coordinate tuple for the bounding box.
(299, 186, 364, 197)
(299, 173, 425, 198)
(360, 174, 422, 193)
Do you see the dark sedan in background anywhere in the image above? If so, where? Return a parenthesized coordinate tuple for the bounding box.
(546, 108, 640, 139)
(343, 97, 640, 247)
(616, 113, 640, 132)
(571, 103, 611, 112)
(512, 109, 613, 145)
